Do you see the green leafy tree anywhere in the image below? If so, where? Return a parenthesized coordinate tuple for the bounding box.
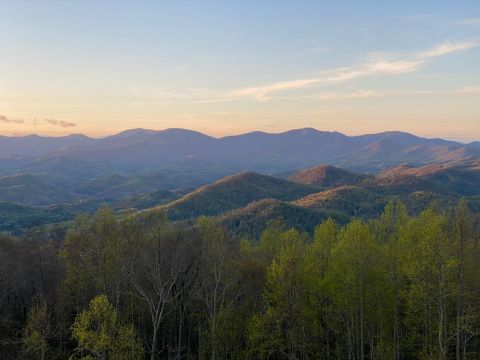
(327, 219, 384, 359)
(23, 300, 49, 360)
(249, 229, 311, 359)
(451, 200, 480, 360)
(70, 295, 143, 360)
(197, 216, 240, 360)
(303, 218, 340, 358)
(372, 200, 410, 359)
(402, 208, 454, 359)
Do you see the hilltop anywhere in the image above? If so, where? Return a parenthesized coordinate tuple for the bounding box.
(288, 164, 371, 187)
(153, 172, 318, 220)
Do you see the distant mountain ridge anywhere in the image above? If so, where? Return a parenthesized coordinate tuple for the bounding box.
(1, 128, 477, 173)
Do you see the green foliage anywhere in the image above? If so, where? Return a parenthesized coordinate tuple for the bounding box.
(3, 200, 480, 359)
(250, 229, 311, 358)
(70, 295, 143, 360)
(163, 172, 318, 221)
(22, 300, 49, 360)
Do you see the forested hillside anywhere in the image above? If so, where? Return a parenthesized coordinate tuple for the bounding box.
(1, 200, 480, 359)
(1, 133, 480, 359)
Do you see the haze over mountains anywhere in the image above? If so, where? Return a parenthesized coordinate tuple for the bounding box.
(1, 127, 480, 235)
(2, 128, 480, 175)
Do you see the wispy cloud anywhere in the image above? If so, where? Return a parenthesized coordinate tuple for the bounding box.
(231, 39, 480, 101)
(0, 115, 24, 124)
(232, 78, 319, 101)
(0, 115, 76, 128)
(299, 86, 480, 101)
(43, 119, 77, 128)
(417, 40, 479, 58)
(231, 60, 423, 101)
(302, 89, 439, 101)
(133, 39, 479, 104)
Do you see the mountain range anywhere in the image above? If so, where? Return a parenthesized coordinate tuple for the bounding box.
(2, 128, 480, 175)
(1, 128, 479, 235)
(134, 162, 479, 236)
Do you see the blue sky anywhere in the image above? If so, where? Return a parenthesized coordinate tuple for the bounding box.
(1, 1, 479, 140)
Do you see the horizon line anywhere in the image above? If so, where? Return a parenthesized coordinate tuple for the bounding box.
(0, 126, 476, 144)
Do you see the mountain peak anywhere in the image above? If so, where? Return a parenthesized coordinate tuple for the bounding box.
(114, 128, 157, 136)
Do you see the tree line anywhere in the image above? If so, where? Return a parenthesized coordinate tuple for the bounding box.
(1, 200, 480, 359)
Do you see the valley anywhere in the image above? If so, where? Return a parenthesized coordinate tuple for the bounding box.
(1, 128, 479, 236)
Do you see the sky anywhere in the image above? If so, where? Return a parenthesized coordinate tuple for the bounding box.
(1, 1, 480, 141)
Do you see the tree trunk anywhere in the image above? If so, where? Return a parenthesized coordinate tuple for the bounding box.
(151, 325, 158, 360)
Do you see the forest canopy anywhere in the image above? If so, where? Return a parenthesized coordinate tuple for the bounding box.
(1, 200, 479, 359)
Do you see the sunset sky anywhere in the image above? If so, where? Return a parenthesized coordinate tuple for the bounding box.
(1, 1, 480, 141)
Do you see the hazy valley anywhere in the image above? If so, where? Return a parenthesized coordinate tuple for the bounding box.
(1, 128, 479, 236)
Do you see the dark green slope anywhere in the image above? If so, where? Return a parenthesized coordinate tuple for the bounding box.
(217, 198, 348, 239)
(293, 186, 389, 218)
(156, 172, 319, 220)
(0, 201, 71, 234)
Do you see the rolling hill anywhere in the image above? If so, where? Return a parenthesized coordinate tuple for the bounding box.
(369, 163, 480, 197)
(153, 163, 480, 238)
(292, 186, 389, 218)
(1, 128, 480, 235)
(153, 172, 319, 220)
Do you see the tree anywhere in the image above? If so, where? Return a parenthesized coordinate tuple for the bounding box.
(327, 219, 383, 359)
(128, 219, 194, 360)
(249, 228, 311, 359)
(23, 300, 49, 360)
(61, 207, 124, 313)
(451, 200, 480, 360)
(197, 216, 239, 360)
(304, 218, 340, 359)
(70, 294, 143, 360)
(372, 201, 410, 360)
(402, 208, 453, 359)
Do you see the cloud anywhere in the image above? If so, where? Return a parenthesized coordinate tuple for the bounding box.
(0, 115, 24, 124)
(232, 78, 319, 101)
(303, 89, 440, 101)
(417, 40, 479, 58)
(231, 39, 479, 101)
(44, 118, 77, 128)
(300, 85, 480, 101)
(0, 115, 76, 128)
(134, 39, 479, 104)
(231, 60, 424, 101)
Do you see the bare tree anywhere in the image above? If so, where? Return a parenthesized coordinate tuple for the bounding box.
(128, 224, 195, 360)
